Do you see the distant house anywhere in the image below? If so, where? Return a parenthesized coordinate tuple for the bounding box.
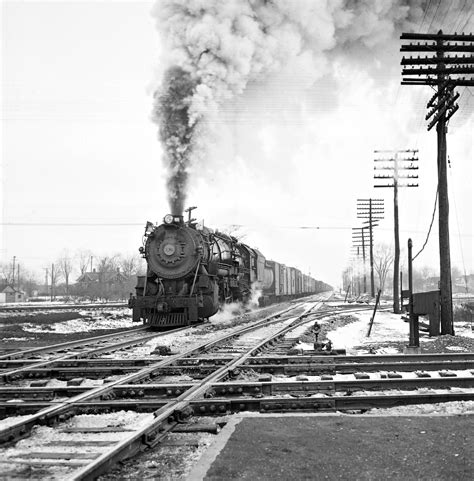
(453, 274, 474, 293)
(420, 274, 473, 294)
(75, 268, 129, 299)
(0, 286, 26, 303)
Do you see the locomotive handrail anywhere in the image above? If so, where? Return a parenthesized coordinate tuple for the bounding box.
(189, 259, 201, 296)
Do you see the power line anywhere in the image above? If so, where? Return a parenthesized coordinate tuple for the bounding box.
(419, 0, 434, 31)
(413, 188, 438, 261)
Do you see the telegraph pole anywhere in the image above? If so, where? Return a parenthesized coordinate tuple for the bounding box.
(44, 268, 49, 296)
(400, 31, 474, 335)
(374, 149, 419, 313)
(51, 264, 54, 301)
(352, 226, 371, 293)
(12, 256, 16, 289)
(357, 199, 384, 297)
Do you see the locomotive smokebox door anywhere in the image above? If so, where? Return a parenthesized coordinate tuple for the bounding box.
(145, 224, 206, 279)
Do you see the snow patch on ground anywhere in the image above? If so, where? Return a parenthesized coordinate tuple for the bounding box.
(326, 311, 408, 354)
(365, 400, 474, 415)
(22, 314, 132, 334)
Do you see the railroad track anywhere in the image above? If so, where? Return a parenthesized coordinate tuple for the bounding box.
(0, 301, 472, 480)
(0, 303, 127, 313)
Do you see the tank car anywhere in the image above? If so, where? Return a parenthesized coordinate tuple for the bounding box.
(129, 211, 330, 328)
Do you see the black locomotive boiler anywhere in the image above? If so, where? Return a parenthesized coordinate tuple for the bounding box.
(129, 212, 331, 327)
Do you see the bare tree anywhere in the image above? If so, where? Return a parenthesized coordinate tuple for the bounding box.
(0, 262, 13, 286)
(76, 249, 93, 276)
(96, 255, 119, 274)
(373, 243, 394, 294)
(50, 263, 62, 300)
(58, 251, 74, 296)
(21, 269, 40, 297)
(95, 255, 119, 300)
(118, 254, 139, 277)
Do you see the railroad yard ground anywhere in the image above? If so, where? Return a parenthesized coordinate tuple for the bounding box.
(0, 308, 136, 350)
(99, 295, 474, 481)
(1, 293, 473, 353)
(1, 294, 473, 480)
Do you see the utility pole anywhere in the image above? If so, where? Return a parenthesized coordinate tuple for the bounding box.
(12, 256, 16, 288)
(51, 263, 54, 302)
(44, 268, 49, 296)
(400, 31, 474, 335)
(357, 199, 384, 297)
(352, 226, 371, 293)
(374, 149, 419, 314)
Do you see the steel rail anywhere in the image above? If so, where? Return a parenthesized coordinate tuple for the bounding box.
(2, 384, 473, 416)
(3, 351, 468, 369)
(1, 326, 192, 382)
(0, 364, 474, 404)
(0, 325, 149, 361)
(1, 374, 472, 406)
(0, 302, 127, 313)
(15, 360, 473, 381)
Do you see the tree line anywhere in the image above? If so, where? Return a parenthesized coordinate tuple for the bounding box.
(0, 250, 146, 302)
(343, 242, 472, 297)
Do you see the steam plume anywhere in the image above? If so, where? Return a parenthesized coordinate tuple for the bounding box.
(152, 1, 426, 213)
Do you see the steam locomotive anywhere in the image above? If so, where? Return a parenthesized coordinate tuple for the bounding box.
(129, 210, 331, 327)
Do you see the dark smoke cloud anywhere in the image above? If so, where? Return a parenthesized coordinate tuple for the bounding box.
(153, 67, 198, 215)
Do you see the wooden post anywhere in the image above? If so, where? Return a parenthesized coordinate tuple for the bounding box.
(400, 271, 403, 312)
(408, 239, 419, 347)
(366, 289, 382, 337)
(344, 284, 350, 303)
(369, 199, 375, 297)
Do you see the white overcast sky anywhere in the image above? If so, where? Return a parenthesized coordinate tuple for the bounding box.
(1, 0, 473, 288)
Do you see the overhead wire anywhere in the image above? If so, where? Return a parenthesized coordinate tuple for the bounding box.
(419, 0, 434, 31)
(413, 187, 438, 261)
(450, 0, 468, 31)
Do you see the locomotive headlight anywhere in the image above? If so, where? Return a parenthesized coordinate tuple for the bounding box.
(163, 214, 173, 225)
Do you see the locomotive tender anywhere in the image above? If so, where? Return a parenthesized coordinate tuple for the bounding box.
(129, 211, 330, 327)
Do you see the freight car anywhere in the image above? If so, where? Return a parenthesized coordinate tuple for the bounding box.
(129, 211, 331, 327)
